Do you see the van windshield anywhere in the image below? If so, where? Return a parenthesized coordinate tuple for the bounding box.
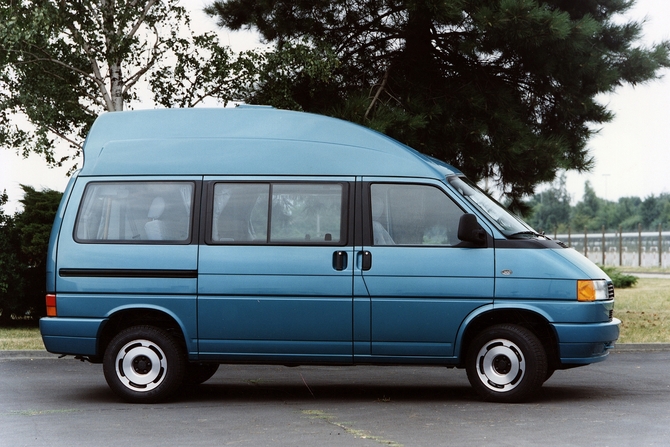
(448, 176, 541, 238)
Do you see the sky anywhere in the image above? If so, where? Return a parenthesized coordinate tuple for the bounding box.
(1, 0, 669, 213)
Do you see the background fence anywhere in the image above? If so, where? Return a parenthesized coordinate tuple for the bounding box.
(554, 225, 669, 268)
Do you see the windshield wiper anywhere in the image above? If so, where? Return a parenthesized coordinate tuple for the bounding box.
(508, 230, 547, 239)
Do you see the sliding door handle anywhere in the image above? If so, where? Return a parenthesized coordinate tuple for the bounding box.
(361, 251, 372, 271)
(333, 251, 348, 271)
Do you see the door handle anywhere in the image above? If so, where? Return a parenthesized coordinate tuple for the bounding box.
(361, 251, 372, 271)
(333, 251, 348, 271)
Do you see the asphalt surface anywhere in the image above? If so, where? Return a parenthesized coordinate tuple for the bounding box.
(2, 349, 670, 447)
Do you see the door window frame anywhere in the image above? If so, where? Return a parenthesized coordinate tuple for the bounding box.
(362, 181, 468, 248)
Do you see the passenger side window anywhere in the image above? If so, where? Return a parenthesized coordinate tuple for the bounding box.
(75, 182, 194, 243)
(370, 183, 464, 246)
(212, 184, 269, 242)
(211, 183, 346, 244)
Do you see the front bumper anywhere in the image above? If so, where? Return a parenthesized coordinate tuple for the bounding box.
(553, 318, 621, 364)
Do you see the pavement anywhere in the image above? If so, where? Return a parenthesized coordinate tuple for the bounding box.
(3, 351, 670, 447)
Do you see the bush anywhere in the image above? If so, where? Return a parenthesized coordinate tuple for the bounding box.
(600, 266, 638, 289)
(0, 186, 62, 324)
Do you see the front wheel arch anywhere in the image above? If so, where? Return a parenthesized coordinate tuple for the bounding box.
(458, 309, 559, 371)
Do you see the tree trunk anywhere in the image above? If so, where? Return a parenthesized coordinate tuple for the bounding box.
(109, 62, 124, 111)
(101, 0, 123, 111)
(396, 2, 437, 99)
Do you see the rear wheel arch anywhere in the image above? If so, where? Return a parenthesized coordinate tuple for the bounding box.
(98, 309, 188, 360)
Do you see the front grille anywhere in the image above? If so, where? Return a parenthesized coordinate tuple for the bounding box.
(609, 309, 614, 320)
(608, 283, 615, 300)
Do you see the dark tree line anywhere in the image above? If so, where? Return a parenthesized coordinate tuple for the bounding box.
(0, 186, 62, 324)
(525, 175, 670, 234)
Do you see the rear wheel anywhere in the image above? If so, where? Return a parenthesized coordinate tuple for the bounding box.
(103, 326, 186, 403)
(466, 324, 547, 403)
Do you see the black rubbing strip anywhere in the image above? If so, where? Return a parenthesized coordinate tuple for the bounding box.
(59, 269, 197, 278)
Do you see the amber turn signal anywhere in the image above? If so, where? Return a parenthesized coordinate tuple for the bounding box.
(577, 280, 608, 302)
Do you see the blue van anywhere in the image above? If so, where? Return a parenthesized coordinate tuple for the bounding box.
(40, 107, 620, 403)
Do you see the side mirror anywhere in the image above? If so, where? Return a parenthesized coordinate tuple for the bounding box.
(457, 214, 487, 246)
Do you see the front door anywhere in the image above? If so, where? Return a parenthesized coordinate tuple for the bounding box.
(197, 178, 355, 363)
(359, 179, 495, 360)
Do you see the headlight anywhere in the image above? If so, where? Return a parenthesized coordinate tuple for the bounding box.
(577, 280, 609, 302)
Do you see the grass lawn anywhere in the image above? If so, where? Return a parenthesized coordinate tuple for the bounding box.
(614, 277, 670, 343)
(1, 276, 669, 350)
(0, 327, 45, 350)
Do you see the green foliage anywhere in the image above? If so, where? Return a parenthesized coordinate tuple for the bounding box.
(0, 191, 24, 322)
(0, 1, 255, 171)
(526, 180, 670, 233)
(0, 186, 62, 323)
(525, 173, 572, 233)
(15, 185, 62, 264)
(600, 266, 638, 289)
(235, 40, 341, 111)
(207, 0, 670, 210)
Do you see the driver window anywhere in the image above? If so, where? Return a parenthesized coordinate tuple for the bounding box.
(370, 184, 464, 246)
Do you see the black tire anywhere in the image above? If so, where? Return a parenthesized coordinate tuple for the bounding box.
(183, 363, 219, 386)
(466, 324, 547, 403)
(103, 326, 186, 403)
(544, 367, 556, 383)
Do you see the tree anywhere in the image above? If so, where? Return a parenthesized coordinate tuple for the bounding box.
(206, 0, 670, 210)
(613, 196, 642, 231)
(571, 181, 603, 231)
(15, 185, 62, 264)
(0, 186, 62, 324)
(234, 39, 340, 111)
(526, 173, 571, 233)
(14, 186, 63, 321)
(0, 1, 254, 171)
(0, 190, 25, 323)
(525, 182, 670, 233)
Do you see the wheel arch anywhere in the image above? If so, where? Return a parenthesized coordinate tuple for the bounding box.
(97, 307, 190, 362)
(455, 307, 559, 370)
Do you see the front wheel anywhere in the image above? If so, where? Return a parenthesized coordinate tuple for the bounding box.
(103, 326, 186, 403)
(466, 324, 547, 403)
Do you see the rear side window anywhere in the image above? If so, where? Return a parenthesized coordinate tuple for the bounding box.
(210, 182, 346, 245)
(74, 182, 194, 243)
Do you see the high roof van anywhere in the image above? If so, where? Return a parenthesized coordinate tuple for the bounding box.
(40, 107, 620, 403)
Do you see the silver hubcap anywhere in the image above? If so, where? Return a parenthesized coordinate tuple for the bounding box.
(115, 339, 167, 392)
(475, 338, 525, 393)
